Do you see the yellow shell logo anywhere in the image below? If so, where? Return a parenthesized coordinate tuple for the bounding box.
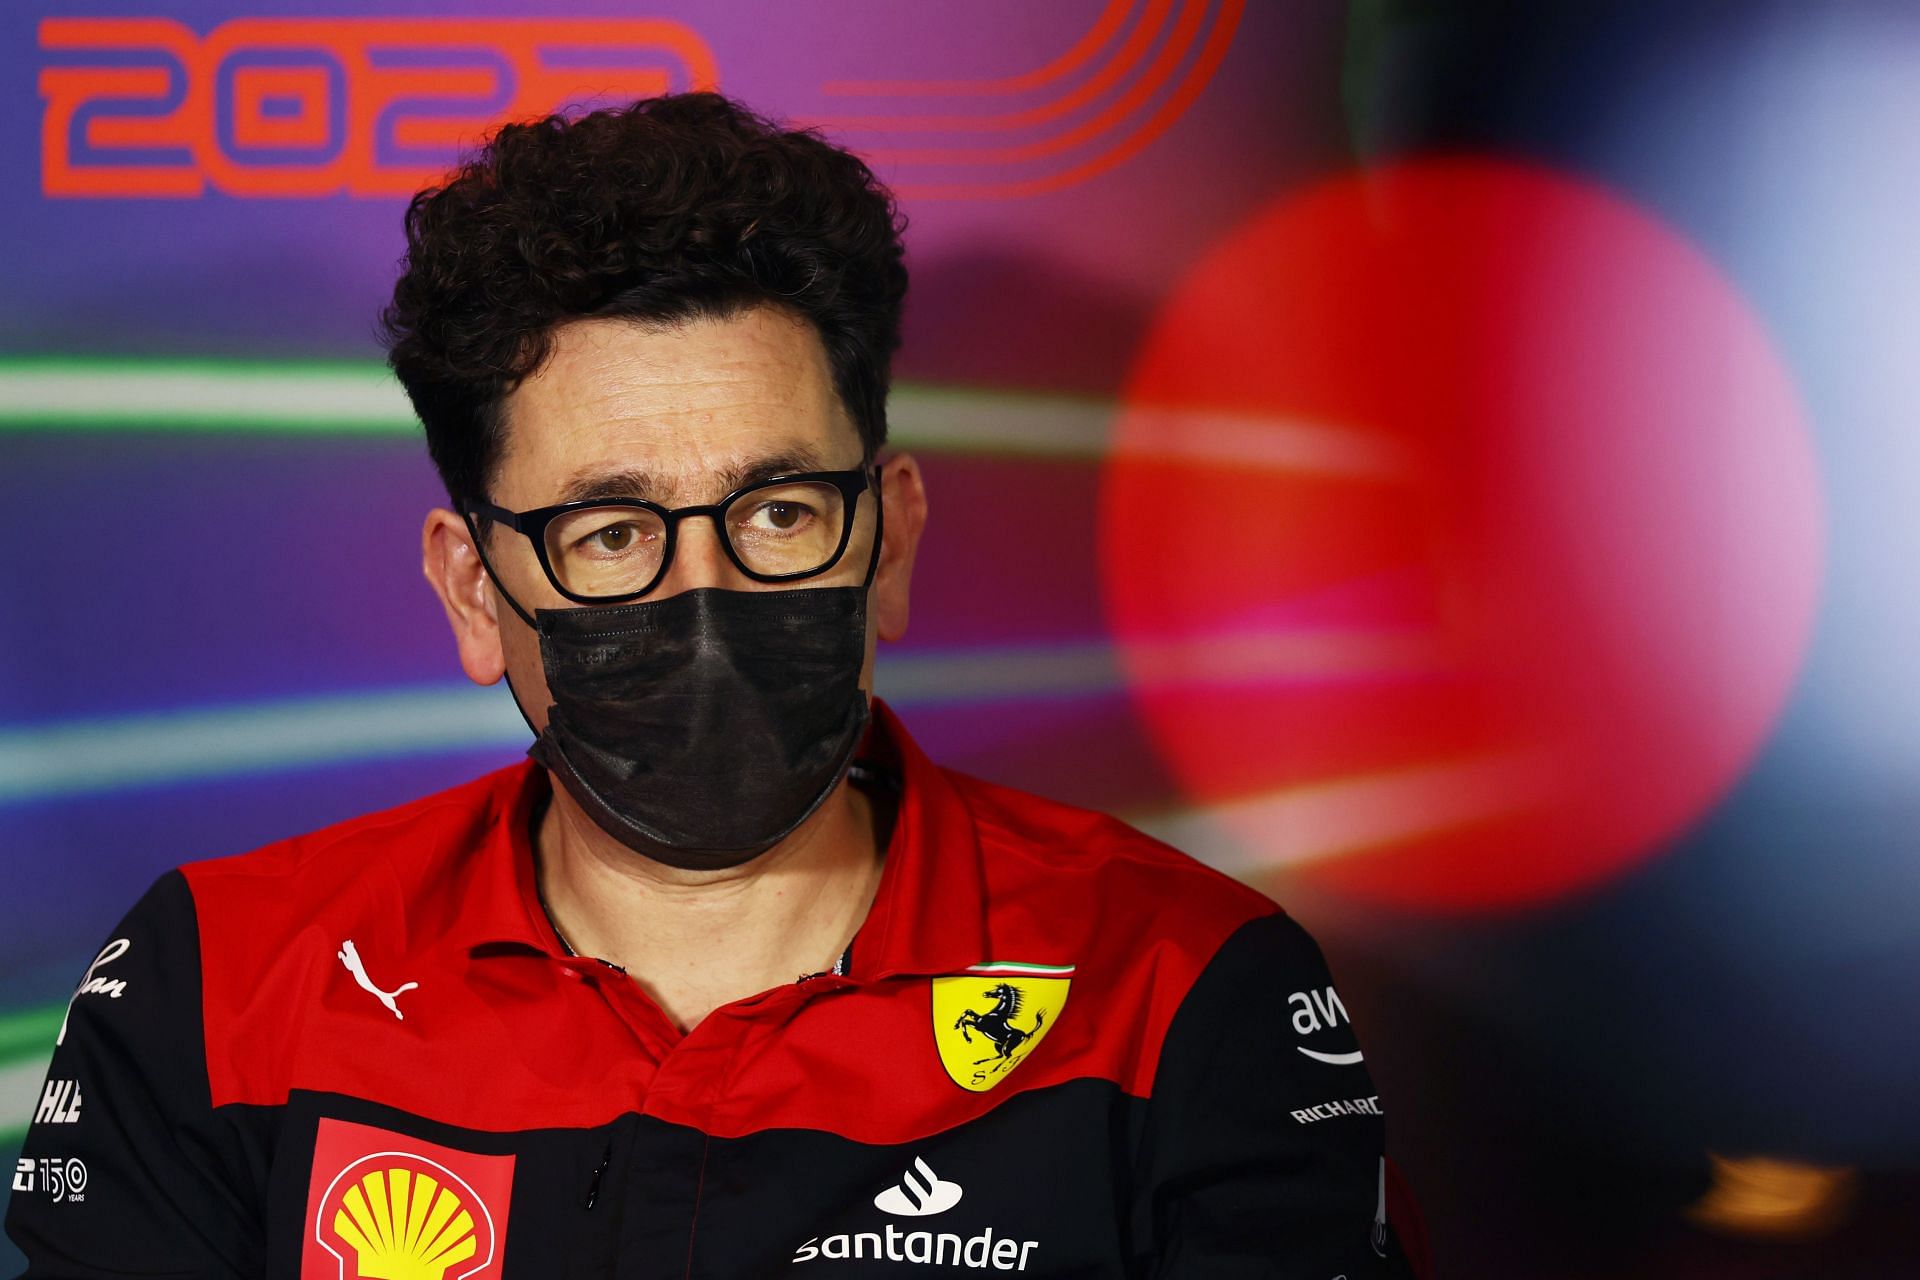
(317, 1156, 495, 1280)
(932, 963, 1073, 1092)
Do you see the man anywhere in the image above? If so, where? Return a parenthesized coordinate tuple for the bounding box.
(8, 93, 1416, 1277)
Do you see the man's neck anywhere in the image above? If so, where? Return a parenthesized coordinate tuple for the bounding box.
(533, 774, 887, 1033)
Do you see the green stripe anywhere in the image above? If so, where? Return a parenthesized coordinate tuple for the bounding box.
(3, 414, 421, 435)
(0, 360, 1117, 458)
(0, 355, 392, 375)
(0, 360, 1409, 481)
(1, 1054, 48, 1143)
(0, 1008, 59, 1141)
(0, 1005, 62, 1064)
(0, 359, 1406, 480)
(0, 684, 527, 805)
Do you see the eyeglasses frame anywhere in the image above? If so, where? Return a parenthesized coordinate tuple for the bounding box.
(463, 465, 880, 615)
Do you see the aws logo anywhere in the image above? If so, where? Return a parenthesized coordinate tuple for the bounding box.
(302, 1119, 515, 1280)
(1289, 985, 1364, 1066)
(37, 17, 717, 198)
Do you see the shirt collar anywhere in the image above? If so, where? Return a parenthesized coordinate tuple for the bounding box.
(456, 756, 565, 958)
(849, 697, 992, 980)
(459, 697, 991, 978)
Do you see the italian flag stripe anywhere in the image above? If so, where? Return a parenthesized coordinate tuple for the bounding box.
(965, 962, 1076, 976)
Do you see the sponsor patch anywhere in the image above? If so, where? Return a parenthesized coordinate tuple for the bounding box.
(338, 939, 418, 1021)
(792, 1225, 1040, 1270)
(1289, 1095, 1382, 1124)
(11, 1156, 88, 1203)
(932, 963, 1073, 1092)
(794, 1161, 1041, 1270)
(1287, 985, 1364, 1066)
(873, 1157, 963, 1217)
(302, 1118, 514, 1280)
(35, 1079, 83, 1125)
(57, 938, 130, 1046)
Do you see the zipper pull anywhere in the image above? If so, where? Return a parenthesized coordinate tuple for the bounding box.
(583, 1141, 611, 1210)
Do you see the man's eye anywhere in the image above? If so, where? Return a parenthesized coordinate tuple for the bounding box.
(582, 522, 644, 553)
(750, 502, 813, 532)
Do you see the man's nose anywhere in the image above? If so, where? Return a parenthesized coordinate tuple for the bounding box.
(654, 513, 747, 597)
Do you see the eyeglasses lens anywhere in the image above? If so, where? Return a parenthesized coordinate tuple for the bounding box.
(542, 479, 850, 598)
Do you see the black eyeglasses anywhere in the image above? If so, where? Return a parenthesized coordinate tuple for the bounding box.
(465, 466, 878, 607)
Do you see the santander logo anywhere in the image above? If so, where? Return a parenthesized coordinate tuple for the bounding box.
(792, 1157, 1040, 1269)
(873, 1158, 963, 1217)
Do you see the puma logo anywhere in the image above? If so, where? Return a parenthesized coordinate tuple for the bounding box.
(337, 939, 417, 1020)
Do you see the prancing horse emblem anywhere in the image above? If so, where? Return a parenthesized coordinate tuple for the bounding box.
(954, 983, 1045, 1073)
(931, 964, 1074, 1092)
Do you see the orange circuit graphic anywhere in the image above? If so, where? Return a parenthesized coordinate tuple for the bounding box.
(38, 17, 718, 198)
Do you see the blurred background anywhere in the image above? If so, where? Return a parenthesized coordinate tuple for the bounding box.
(4, 1, 1918, 1274)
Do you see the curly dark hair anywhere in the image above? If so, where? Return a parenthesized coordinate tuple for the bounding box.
(380, 92, 908, 512)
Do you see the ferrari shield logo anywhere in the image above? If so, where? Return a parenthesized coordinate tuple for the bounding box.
(932, 963, 1074, 1092)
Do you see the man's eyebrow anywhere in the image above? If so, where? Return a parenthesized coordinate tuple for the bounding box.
(710, 446, 834, 496)
(553, 446, 836, 507)
(556, 467, 658, 505)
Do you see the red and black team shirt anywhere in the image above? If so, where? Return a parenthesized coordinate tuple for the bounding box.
(8, 701, 1419, 1278)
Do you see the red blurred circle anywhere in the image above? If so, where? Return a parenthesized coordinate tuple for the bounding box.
(1100, 157, 1822, 911)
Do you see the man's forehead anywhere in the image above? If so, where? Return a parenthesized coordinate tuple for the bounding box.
(489, 310, 862, 505)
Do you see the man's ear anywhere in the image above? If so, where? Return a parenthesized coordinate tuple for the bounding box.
(873, 453, 927, 643)
(422, 508, 506, 685)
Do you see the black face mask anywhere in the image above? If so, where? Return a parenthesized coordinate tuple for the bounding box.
(523, 583, 872, 871)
